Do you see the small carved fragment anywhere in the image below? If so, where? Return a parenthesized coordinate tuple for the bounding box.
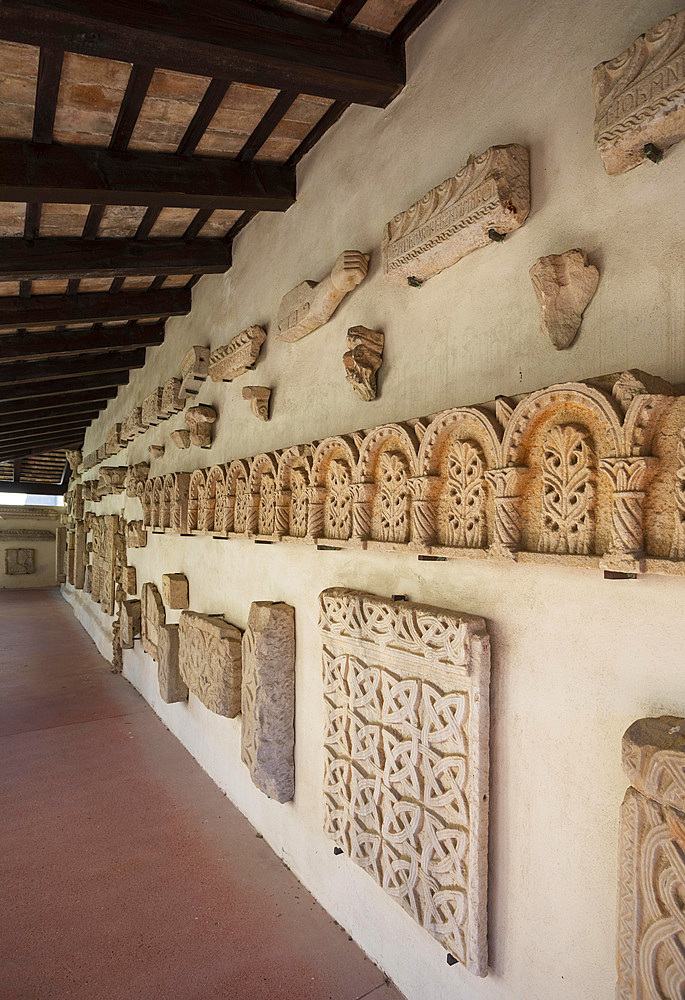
(148, 444, 165, 459)
(65, 449, 82, 473)
(162, 572, 189, 609)
(343, 326, 384, 400)
(242, 386, 271, 421)
(276, 251, 369, 342)
(383, 144, 530, 284)
(141, 582, 165, 661)
(241, 602, 295, 802)
(120, 598, 141, 648)
(142, 387, 165, 427)
(209, 326, 267, 381)
(178, 611, 242, 717)
(180, 346, 210, 399)
(105, 424, 122, 456)
(161, 377, 184, 417)
(529, 250, 599, 350)
(124, 462, 149, 498)
(5, 548, 35, 575)
(170, 429, 191, 450)
(125, 520, 147, 548)
(593, 11, 685, 174)
(98, 465, 128, 496)
(158, 624, 188, 703)
(185, 405, 217, 448)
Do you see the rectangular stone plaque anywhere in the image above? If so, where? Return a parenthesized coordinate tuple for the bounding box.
(382, 144, 529, 284)
(4, 548, 35, 575)
(319, 588, 490, 975)
(178, 611, 242, 717)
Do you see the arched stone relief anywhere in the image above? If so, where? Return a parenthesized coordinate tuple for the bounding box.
(140, 479, 154, 528)
(226, 460, 251, 535)
(161, 475, 174, 532)
(539, 424, 595, 555)
(152, 478, 164, 531)
(204, 466, 226, 535)
(670, 427, 685, 559)
(358, 424, 419, 546)
(442, 439, 488, 548)
(276, 445, 313, 538)
(188, 469, 206, 533)
(248, 453, 280, 537)
(311, 437, 359, 543)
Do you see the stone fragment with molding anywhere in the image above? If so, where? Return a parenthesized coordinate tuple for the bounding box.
(343, 326, 384, 400)
(162, 572, 189, 609)
(276, 251, 369, 342)
(209, 326, 266, 381)
(529, 249, 599, 350)
(158, 624, 188, 703)
(242, 386, 271, 421)
(120, 598, 141, 648)
(185, 405, 217, 448)
(180, 346, 210, 399)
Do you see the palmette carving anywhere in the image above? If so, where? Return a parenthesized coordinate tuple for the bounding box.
(616, 716, 685, 1000)
(593, 11, 685, 174)
(319, 589, 490, 975)
(178, 611, 242, 717)
(120, 370, 685, 577)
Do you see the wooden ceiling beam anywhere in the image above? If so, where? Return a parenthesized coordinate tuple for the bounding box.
(0, 478, 68, 496)
(0, 288, 190, 331)
(0, 349, 147, 388)
(0, 434, 84, 462)
(0, 386, 116, 417)
(0, 416, 93, 442)
(0, 238, 231, 281)
(0, 370, 133, 403)
(0, 0, 404, 107)
(0, 408, 101, 431)
(0, 140, 296, 212)
(0, 321, 165, 363)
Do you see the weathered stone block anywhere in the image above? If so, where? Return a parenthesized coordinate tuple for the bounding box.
(180, 346, 209, 399)
(141, 582, 165, 661)
(276, 251, 369, 342)
(209, 326, 266, 381)
(125, 521, 147, 548)
(382, 144, 530, 284)
(120, 598, 141, 648)
(530, 249, 599, 350)
(242, 385, 270, 421)
(319, 588, 490, 975)
(158, 623, 188, 704)
(162, 572, 189, 609)
(343, 326, 384, 400)
(241, 602, 295, 802)
(593, 11, 685, 174)
(5, 548, 35, 575)
(185, 405, 216, 448)
(179, 611, 242, 717)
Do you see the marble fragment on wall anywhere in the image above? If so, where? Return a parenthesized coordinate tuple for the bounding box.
(125, 521, 147, 548)
(529, 250, 599, 350)
(241, 602, 296, 802)
(162, 572, 189, 609)
(158, 624, 188, 704)
(55, 524, 67, 583)
(319, 588, 490, 975)
(5, 548, 35, 575)
(180, 346, 210, 399)
(382, 144, 530, 284)
(120, 598, 141, 649)
(242, 386, 271, 421)
(209, 326, 266, 382)
(616, 716, 685, 999)
(141, 582, 165, 661)
(593, 11, 685, 174)
(343, 326, 384, 400)
(276, 251, 369, 342)
(178, 611, 242, 717)
(185, 405, 216, 448)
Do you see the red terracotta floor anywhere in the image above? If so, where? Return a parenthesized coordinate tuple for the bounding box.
(0, 590, 404, 1000)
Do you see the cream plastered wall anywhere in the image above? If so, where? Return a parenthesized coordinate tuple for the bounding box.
(1, 510, 62, 589)
(65, 0, 685, 997)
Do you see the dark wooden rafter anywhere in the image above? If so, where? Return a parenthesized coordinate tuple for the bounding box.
(0, 386, 119, 418)
(0, 0, 405, 106)
(0, 477, 69, 495)
(0, 321, 165, 363)
(0, 289, 191, 331)
(1, 372, 134, 405)
(0, 140, 296, 211)
(2, 408, 101, 432)
(0, 349, 148, 388)
(12, 458, 23, 482)
(0, 438, 83, 463)
(0, 416, 92, 441)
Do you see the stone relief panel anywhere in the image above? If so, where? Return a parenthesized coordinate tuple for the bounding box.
(241, 602, 296, 802)
(319, 588, 490, 975)
(158, 624, 188, 704)
(276, 251, 369, 342)
(125, 521, 147, 549)
(5, 548, 35, 575)
(178, 611, 242, 718)
(120, 370, 685, 578)
(120, 598, 141, 649)
(141, 582, 165, 661)
(616, 716, 685, 999)
(209, 326, 267, 382)
(55, 524, 67, 583)
(382, 144, 530, 284)
(90, 514, 120, 616)
(593, 11, 685, 174)
(185, 405, 217, 448)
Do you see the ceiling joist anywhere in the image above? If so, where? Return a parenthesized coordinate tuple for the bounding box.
(0, 321, 165, 363)
(2, 408, 101, 432)
(0, 288, 190, 331)
(0, 349, 148, 388)
(0, 386, 118, 418)
(0, 0, 405, 106)
(0, 434, 83, 461)
(0, 370, 134, 403)
(0, 478, 69, 495)
(0, 140, 297, 212)
(0, 416, 91, 442)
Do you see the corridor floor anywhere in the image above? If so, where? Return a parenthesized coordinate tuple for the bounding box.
(0, 590, 404, 1000)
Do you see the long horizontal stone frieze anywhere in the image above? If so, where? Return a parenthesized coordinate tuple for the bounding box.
(77, 369, 685, 579)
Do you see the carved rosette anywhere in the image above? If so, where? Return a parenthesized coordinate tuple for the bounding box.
(600, 457, 657, 570)
(407, 474, 441, 548)
(349, 482, 375, 543)
(484, 467, 526, 557)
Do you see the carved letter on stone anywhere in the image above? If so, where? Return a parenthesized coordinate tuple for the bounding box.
(180, 346, 210, 399)
(530, 250, 599, 350)
(5, 548, 35, 575)
(319, 588, 490, 975)
(593, 11, 685, 174)
(276, 251, 370, 343)
(185, 405, 217, 448)
(170, 429, 191, 450)
(343, 327, 384, 401)
(382, 144, 530, 284)
(209, 326, 267, 382)
(158, 624, 188, 704)
(241, 602, 295, 802)
(242, 386, 271, 421)
(162, 572, 189, 610)
(616, 716, 685, 999)
(141, 582, 165, 661)
(178, 611, 242, 717)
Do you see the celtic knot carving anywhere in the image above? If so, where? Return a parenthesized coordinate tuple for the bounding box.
(320, 589, 490, 976)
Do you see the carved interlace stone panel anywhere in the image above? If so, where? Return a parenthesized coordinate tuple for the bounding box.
(382, 144, 530, 284)
(593, 11, 685, 174)
(319, 589, 490, 976)
(141, 582, 165, 661)
(616, 716, 685, 999)
(178, 611, 242, 717)
(241, 602, 296, 802)
(5, 548, 35, 575)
